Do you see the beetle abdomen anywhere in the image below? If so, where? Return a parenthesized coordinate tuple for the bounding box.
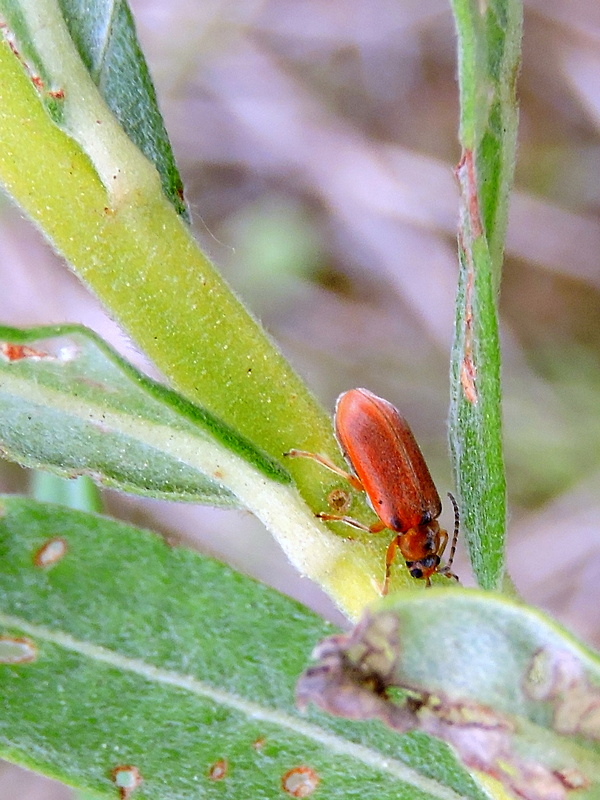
(335, 388, 441, 532)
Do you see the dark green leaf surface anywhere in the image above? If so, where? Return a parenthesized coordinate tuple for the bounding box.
(0, 497, 490, 799)
(0, 324, 288, 504)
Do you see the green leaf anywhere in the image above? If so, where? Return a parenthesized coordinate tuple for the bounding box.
(57, 0, 188, 219)
(0, 323, 286, 504)
(0, 0, 472, 615)
(299, 589, 600, 800)
(0, 2, 360, 527)
(0, 497, 491, 799)
(1, 0, 187, 218)
(448, 0, 522, 590)
(0, 324, 397, 620)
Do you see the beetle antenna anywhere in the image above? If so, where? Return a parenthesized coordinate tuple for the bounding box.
(446, 492, 460, 570)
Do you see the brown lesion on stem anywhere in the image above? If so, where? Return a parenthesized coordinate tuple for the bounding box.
(455, 148, 484, 240)
(459, 262, 478, 405)
(455, 152, 480, 406)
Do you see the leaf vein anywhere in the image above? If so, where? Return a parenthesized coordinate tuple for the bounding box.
(0, 612, 462, 799)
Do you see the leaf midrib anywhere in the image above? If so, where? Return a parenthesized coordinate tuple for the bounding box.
(0, 611, 463, 800)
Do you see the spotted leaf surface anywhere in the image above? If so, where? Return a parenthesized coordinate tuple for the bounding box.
(298, 590, 600, 800)
(0, 497, 492, 799)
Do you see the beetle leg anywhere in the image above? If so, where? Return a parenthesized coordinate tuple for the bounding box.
(284, 449, 364, 491)
(382, 535, 400, 596)
(438, 566, 460, 582)
(316, 513, 387, 534)
(437, 527, 448, 557)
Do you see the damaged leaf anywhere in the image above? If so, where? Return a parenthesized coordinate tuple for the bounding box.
(297, 589, 600, 800)
(0, 497, 491, 799)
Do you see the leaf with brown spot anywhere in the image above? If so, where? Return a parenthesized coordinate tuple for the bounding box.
(0, 497, 492, 800)
(0, 323, 288, 505)
(297, 591, 600, 800)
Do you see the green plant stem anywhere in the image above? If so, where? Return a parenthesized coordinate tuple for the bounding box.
(0, 10, 390, 616)
(448, 0, 522, 590)
(0, 10, 345, 506)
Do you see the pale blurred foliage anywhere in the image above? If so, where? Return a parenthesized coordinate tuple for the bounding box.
(2, 0, 600, 795)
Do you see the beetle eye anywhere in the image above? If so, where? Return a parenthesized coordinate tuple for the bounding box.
(409, 566, 423, 579)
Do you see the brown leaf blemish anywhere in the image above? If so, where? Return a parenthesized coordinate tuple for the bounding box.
(252, 736, 266, 750)
(1, 342, 49, 361)
(455, 148, 483, 238)
(327, 488, 351, 513)
(419, 698, 578, 800)
(0, 636, 37, 664)
(424, 694, 513, 731)
(554, 767, 589, 791)
(208, 759, 227, 781)
(33, 537, 68, 568)
(298, 616, 586, 800)
(525, 648, 579, 700)
(524, 648, 600, 740)
(296, 614, 419, 733)
(110, 765, 142, 799)
(281, 766, 319, 798)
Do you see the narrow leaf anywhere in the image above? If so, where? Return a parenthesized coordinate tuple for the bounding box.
(0, 497, 491, 799)
(0, 323, 286, 504)
(0, 324, 396, 621)
(448, 0, 523, 590)
(57, 0, 188, 218)
(299, 590, 600, 800)
(1, 0, 187, 217)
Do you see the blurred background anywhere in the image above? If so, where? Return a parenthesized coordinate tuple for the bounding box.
(2, 0, 600, 795)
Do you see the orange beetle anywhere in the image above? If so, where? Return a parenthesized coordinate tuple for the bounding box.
(287, 388, 459, 593)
